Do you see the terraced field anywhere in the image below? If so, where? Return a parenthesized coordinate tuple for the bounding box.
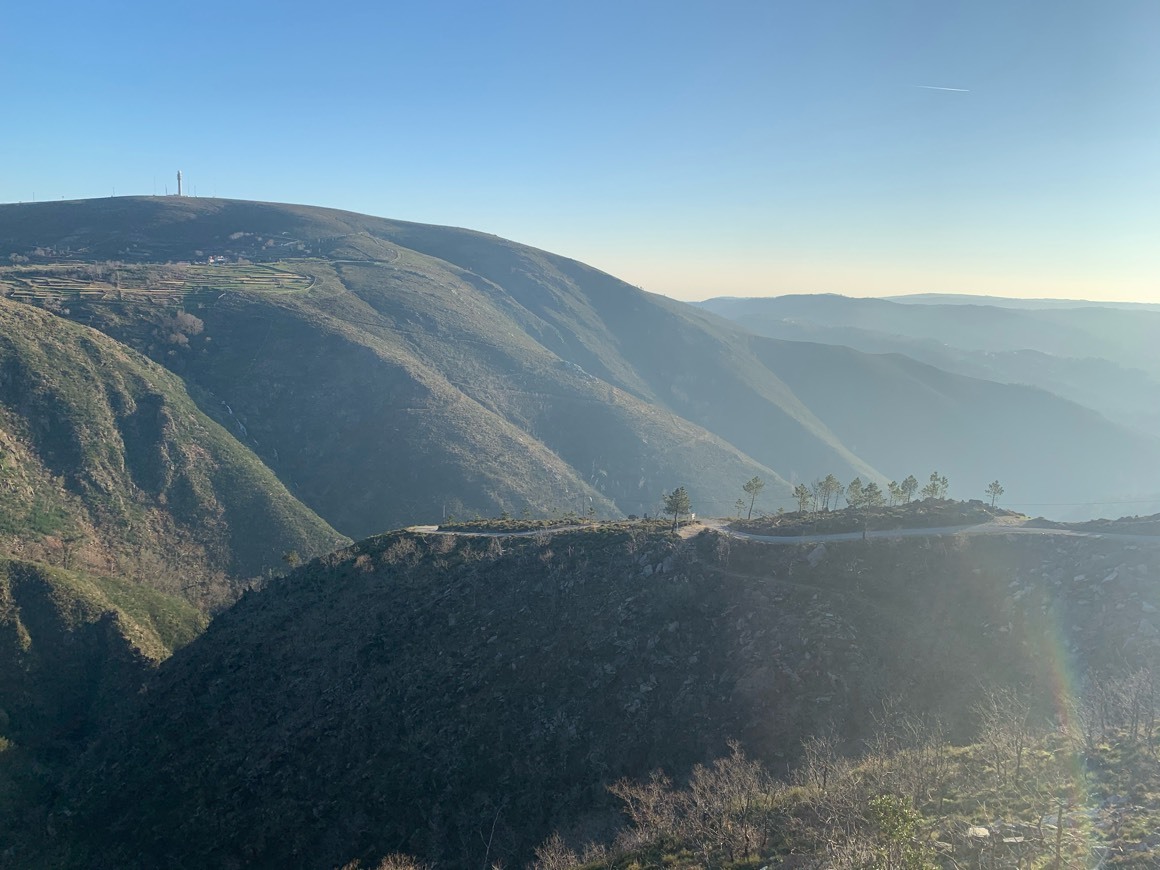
(0, 262, 313, 305)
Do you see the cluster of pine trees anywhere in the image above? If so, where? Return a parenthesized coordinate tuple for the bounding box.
(790, 472, 952, 514)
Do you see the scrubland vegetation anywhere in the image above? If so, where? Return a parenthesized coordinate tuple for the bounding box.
(529, 673, 1160, 869)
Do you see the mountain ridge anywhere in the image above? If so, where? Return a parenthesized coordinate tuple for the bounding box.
(3, 196, 1158, 523)
(47, 524, 1160, 869)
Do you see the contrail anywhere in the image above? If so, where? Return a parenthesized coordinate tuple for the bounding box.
(915, 85, 970, 92)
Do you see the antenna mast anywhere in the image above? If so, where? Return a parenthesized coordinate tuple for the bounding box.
(177, 170, 183, 197)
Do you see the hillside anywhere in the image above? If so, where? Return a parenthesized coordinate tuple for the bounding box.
(0, 298, 347, 607)
(43, 524, 1160, 869)
(0, 556, 204, 746)
(0, 557, 206, 856)
(3, 197, 1158, 525)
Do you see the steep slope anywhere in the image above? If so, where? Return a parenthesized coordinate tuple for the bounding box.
(0, 557, 206, 859)
(51, 526, 1160, 869)
(70, 270, 771, 532)
(2, 197, 863, 524)
(3, 197, 1158, 523)
(0, 557, 205, 750)
(0, 299, 347, 607)
(342, 227, 874, 495)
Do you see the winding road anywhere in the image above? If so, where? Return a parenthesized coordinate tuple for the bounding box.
(408, 516, 1160, 546)
(693, 516, 1160, 545)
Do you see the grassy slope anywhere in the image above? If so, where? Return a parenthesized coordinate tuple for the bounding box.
(54, 527, 1160, 869)
(0, 557, 206, 742)
(0, 298, 347, 607)
(320, 255, 796, 520)
(76, 274, 624, 536)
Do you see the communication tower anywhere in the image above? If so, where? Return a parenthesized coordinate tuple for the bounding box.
(177, 170, 183, 197)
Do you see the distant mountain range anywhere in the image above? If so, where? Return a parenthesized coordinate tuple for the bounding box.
(699, 293, 1160, 466)
(887, 292, 1160, 311)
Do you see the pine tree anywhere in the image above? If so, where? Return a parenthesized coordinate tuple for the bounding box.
(846, 477, 865, 509)
(921, 471, 949, 500)
(742, 476, 765, 519)
(986, 480, 1005, 507)
(793, 483, 812, 513)
(663, 486, 692, 531)
(888, 480, 902, 506)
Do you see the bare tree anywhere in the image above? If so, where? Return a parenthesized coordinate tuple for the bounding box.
(608, 770, 680, 848)
(975, 686, 1035, 793)
(531, 833, 578, 870)
(682, 741, 773, 866)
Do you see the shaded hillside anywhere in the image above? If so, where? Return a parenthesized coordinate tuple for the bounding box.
(0, 299, 346, 607)
(52, 526, 1160, 869)
(0, 557, 205, 858)
(345, 229, 872, 497)
(0, 557, 204, 749)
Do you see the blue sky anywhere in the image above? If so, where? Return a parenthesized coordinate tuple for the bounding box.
(3, 1, 1158, 301)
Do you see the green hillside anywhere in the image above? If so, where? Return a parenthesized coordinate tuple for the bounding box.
(2, 194, 1158, 865)
(0, 557, 206, 860)
(0, 557, 204, 744)
(0, 298, 347, 608)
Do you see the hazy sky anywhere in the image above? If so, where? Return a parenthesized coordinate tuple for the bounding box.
(3, 1, 1158, 302)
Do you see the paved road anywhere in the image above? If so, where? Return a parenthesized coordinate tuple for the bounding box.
(406, 524, 591, 538)
(695, 517, 1160, 546)
(410, 518, 1160, 546)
